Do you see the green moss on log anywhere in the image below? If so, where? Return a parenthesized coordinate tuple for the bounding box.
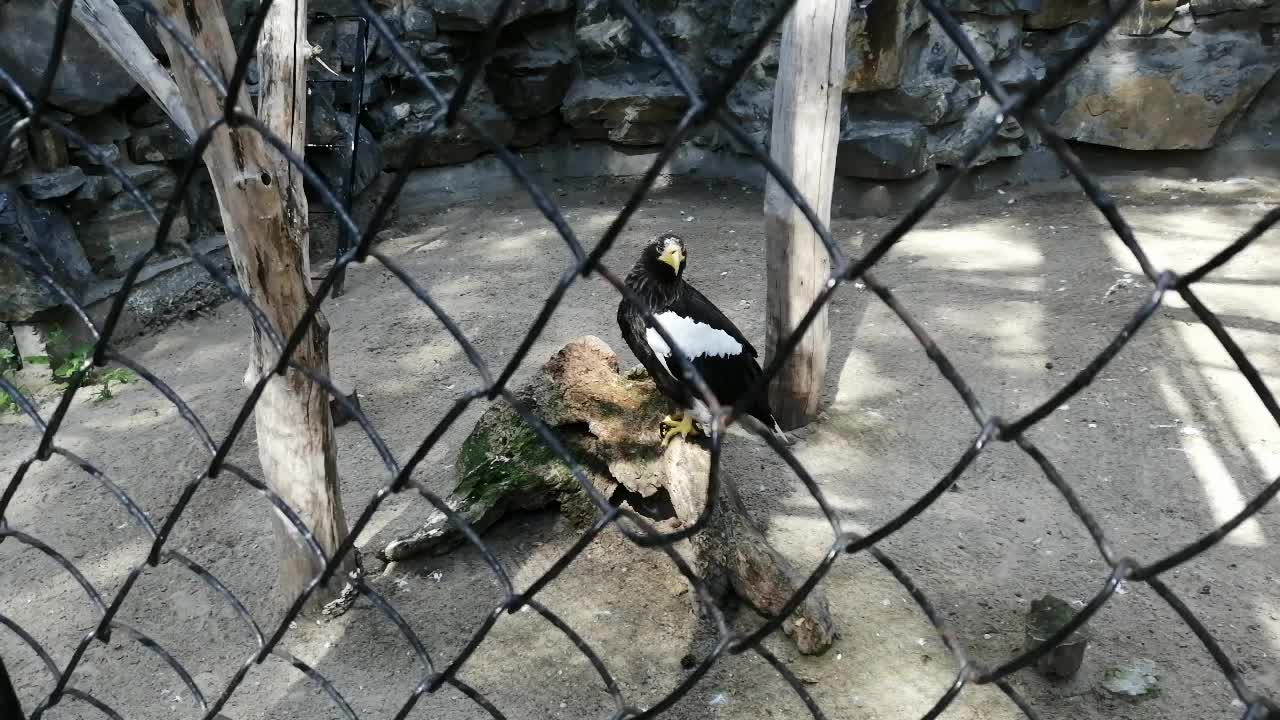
(455, 405, 583, 508)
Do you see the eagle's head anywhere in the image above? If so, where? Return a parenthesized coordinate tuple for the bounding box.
(643, 232, 687, 279)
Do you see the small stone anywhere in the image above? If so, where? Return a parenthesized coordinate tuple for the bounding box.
(128, 102, 170, 128)
(1102, 659, 1159, 698)
(1200, 584, 1211, 595)
(70, 142, 122, 168)
(1026, 594, 1089, 680)
(128, 123, 190, 163)
(19, 166, 87, 200)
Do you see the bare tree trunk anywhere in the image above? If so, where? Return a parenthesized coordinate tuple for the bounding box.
(257, 0, 313, 281)
(763, 0, 849, 429)
(156, 0, 353, 614)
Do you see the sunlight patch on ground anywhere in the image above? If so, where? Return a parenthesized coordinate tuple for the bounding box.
(1150, 365, 1266, 547)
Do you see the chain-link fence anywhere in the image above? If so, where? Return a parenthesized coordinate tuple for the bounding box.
(2, 0, 1279, 718)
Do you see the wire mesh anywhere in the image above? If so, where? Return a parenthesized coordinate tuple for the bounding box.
(1, 0, 1279, 718)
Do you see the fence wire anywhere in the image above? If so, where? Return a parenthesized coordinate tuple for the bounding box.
(1, 0, 1279, 718)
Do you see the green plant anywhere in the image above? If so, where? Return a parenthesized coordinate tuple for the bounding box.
(0, 347, 29, 414)
(20, 326, 136, 404)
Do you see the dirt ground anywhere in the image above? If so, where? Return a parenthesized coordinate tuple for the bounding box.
(2, 171, 1279, 720)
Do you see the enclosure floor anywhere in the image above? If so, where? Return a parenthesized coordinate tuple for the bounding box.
(3, 174, 1278, 720)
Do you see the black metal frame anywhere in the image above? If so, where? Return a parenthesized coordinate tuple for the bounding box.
(304, 11, 369, 297)
(1, 0, 1279, 718)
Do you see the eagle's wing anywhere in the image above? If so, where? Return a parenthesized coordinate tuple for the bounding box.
(677, 282, 759, 358)
(617, 298, 694, 406)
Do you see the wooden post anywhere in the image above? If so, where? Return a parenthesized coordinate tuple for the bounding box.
(155, 0, 354, 613)
(763, 0, 849, 429)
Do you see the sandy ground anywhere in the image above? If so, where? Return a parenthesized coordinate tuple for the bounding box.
(2, 172, 1279, 720)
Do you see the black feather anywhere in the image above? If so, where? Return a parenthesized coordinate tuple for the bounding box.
(617, 233, 780, 433)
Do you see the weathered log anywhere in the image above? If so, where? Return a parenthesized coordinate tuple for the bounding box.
(381, 336, 836, 655)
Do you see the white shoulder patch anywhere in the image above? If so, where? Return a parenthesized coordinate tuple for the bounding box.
(645, 311, 744, 369)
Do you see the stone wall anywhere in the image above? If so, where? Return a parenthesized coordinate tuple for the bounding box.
(2, 0, 1279, 337)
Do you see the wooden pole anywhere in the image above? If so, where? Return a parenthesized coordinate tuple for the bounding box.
(763, 0, 849, 429)
(156, 0, 353, 613)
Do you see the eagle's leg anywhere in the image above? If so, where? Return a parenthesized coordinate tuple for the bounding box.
(660, 411, 699, 447)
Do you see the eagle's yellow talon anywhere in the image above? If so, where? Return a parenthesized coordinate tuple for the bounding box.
(660, 412, 698, 447)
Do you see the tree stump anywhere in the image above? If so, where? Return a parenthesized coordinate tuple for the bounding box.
(381, 336, 836, 655)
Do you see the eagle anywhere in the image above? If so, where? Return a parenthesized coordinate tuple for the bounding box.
(616, 232, 787, 447)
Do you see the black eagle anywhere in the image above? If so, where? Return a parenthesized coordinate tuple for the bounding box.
(616, 233, 786, 446)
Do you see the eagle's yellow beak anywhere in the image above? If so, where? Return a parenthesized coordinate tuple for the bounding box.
(659, 245, 684, 272)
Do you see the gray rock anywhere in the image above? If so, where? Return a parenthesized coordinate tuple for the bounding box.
(486, 23, 577, 119)
(1169, 5, 1196, 32)
(929, 94, 1023, 166)
(70, 142, 122, 168)
(512, 113, 563, 148)
(561, 72, 691, 146)
(397, 0, 437, 39)
(1117, 0, 1178, 35)
(432, 0, 573, 32)
(943, 79, 983, 123)
(1026, 594, 1089, 680)
(996, 47, 1047, 91)
(0, 0, 139, 114)
(20, 166, 87, 200)
(128, 124, 190, 164)
(80, 175, 189, 278)
(575, 0, 633, 58)
(1026, 0, 1091, 29)
(1191, 0, 1272, 15)
(335, 18, 376, 69)
(847, 0, 930, 92)
(943, 0, 1041, 14)
(128, 102, 170, 129)
(953, 14, 1022, 71)
(74, 115, 133, 146)
(901, 15, 962, 83)
(381, 84, 516, 168)
(1102, 659, 1159, 697)
(26, 128, 69, 171)
(115, 160, 169, 191)
(836, 120, 929, 180)
(311, 115, 382, 200)
(848, 78, 959, 125)
(69, 174, 124, 217)
(1037, 21, 1280, 149)
(0, 192, 92, 322)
